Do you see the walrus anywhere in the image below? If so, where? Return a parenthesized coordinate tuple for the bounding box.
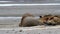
(19, 13, 44, 27)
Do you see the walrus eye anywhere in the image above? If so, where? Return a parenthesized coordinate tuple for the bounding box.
(39, 16, 42, 18)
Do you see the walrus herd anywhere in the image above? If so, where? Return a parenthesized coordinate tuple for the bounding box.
(19, 13, 60, 27)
